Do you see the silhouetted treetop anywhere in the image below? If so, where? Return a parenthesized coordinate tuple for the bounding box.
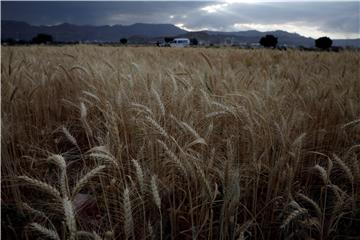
(120, 38, 128, 44)
(259, 35, 278, 48)
(315, 36, 332, 50)
(32, 33, 53, 44)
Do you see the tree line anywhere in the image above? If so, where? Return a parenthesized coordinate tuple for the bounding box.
(3, 33, 334, 50)
(259, 34, 333, 50)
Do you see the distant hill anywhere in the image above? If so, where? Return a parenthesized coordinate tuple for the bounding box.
(1, 20, 187, 42)
(2, 20, 359, 47)
(180, 30, 359, 47)
(205, 30, 315, 46)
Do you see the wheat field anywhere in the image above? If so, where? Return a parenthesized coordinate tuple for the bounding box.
(1, 46, 360, 240)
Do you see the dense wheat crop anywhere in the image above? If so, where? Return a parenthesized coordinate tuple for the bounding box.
(2, 45, 360, 240)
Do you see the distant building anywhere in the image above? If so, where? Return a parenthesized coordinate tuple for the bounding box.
(224, 37, 234, 46)
(250, 43, 262, 48)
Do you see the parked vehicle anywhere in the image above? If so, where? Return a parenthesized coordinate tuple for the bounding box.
(169, 38, 190, 48)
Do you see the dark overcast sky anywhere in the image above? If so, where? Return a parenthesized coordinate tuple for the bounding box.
(2, 1, 359, 39)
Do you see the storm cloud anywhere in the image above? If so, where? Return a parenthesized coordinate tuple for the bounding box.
(2, 1, 359, 39)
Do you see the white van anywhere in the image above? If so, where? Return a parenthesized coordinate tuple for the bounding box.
(170, 38, 190, 48)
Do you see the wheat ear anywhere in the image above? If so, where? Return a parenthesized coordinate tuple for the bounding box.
(151, 175, 161, 209)
(48, 154, 68, 197)
(18, 176, 61, 200)
(151, 87, 165, 117)
(72, 165, 105, 198)
(89, 153, 119, 169)
(157, 139, 187, 175)
(181, 121, 207, 146)
(131, 159, 144, 193)
(281, 208, 308, 229)
(22, 202, 47, 219)
(313, 164, 329, 184)
(145, 116, 169, 139)
(131, 103, 154, 116)
(123, 186, 134, 240)
(206, 111, 228, 118)
(151, 175, 162, 240)
(62, 126, 78, 146)
(47, 154, 66, 170)
(333, 154, 354, 182)
(29, 222, 60, 240)
(296, 193, 322, 219)
(211, 101, 236, 117)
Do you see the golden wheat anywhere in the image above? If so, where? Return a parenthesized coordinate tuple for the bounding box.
(2, 46, 359, 240)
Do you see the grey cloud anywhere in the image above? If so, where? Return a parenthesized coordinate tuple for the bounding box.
(170, 2, 359, 36)
(1, 1, 359, 38)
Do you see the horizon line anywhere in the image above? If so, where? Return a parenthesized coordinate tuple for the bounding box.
(2, 19, 359, 40)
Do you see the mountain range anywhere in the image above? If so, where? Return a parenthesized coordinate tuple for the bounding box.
(2, 20, 359, 47)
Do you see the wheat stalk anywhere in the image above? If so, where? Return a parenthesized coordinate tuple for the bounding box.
(76, 231, 104, 240)
(82, 90, 100, 102)
(80, 102, 87, 119)
(199, 52, 213, 70)
(194, 162, 212, 198)
(76, 231, 95, 239)
(148, 221, 154, 240)
(63, 197, 76, 240)
(87, 145, 109, 154)
(104, 231, 114, 240)
(353, 156, 360, 182)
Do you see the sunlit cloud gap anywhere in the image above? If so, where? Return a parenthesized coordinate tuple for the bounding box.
(201, 3, 229, 13)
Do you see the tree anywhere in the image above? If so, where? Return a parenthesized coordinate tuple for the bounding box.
(120, 38, 128, 45)
(32, 33, 53, 44)
(315, 36, 332, 50)
(164, 37, 174, 43)
(190, 38, 199, 46)
(2, 38, 16, 45)
(259, 35, 278, 48)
